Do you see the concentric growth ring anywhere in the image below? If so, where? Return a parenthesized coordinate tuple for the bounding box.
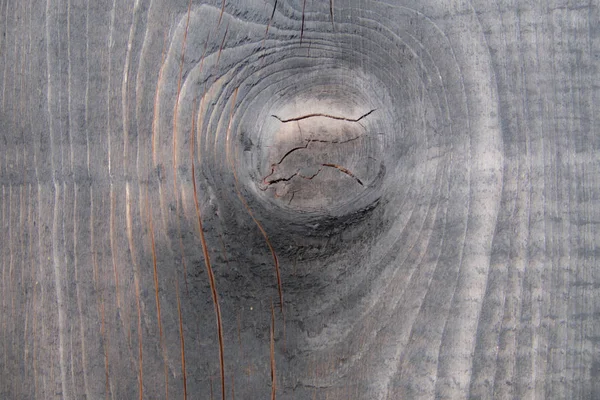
(155, 2, 441, 237)
(151, 0, 503, 398)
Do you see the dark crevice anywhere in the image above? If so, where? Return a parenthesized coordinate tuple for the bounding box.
(288, 191, 296, 204)
(264, 172, 301, 185)
(300, 0, 306, 44)
(261, 135, 366, 186)
(303, 134, 363, 144)
(275, 142, 311, 168)
(321, 163, 363, 185)
(271, 109, 376, 123)
(271, 133, 364, 170)
(262, 167, 322, 187)
(260, 110, 371, 192)
(261, 162, 363, 191)
(329, 0, 335, 30)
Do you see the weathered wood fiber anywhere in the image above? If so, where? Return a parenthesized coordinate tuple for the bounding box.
(0, 0, 599, 398)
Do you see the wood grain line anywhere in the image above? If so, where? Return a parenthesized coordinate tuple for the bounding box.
(109, 185, 120, 310)
(226, 88, 285, 321)
(190, 98, 226, 400)
(270, 301, 276, 400)
(176, 276, 187, 400)
(73, 183, 92, 399)
(147, 190, 169, 400)
(51, 184, 69, 400)
(125, 183, 143, 400)
(152, 29, 169, 167)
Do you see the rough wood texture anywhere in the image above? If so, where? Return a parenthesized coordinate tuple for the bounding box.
(0, 0, 599, 399)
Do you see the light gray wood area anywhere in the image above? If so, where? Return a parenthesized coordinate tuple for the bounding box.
(0, 0, 599, 398)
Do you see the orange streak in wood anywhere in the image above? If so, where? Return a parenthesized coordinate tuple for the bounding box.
(173, 0, 194, 298)
(218, 0, 225, 26)
(109, 187, 120, 310)
(190, 118, 226, 400)
(125, 184, 144, 400)
(194, 38, 210, 166)
(270, 301, 276, 400)
(216, 22, 229, 67)
(9, 187, 15, 334)
(175, 278, 187, 400)
(173, 0, 192, 197)
(152, 29, 169, 167)
(19, 187, 25, 295)
(176, 277, 187, 400)
(90, 188, 98, 289)
(146, 192, 169, 400)
(32, 280, 38, 398)
(136, 284, 143, 400)
(226, 89, 285, 320)
(101, 299, 110, 400)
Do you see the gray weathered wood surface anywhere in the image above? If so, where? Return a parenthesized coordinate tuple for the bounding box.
(0, 0, 599, 398)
